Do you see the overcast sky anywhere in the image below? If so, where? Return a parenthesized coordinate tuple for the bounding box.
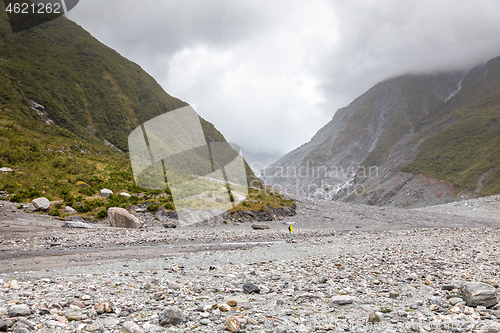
(66, 0, 500, 168)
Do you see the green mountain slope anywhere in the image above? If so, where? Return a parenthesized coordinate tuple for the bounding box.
(402, 57, 500, 195)
(0, 8, 293, 217)
(0, 7, 219, 150)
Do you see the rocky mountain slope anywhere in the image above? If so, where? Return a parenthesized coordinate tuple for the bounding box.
(264, 56, 500, 208)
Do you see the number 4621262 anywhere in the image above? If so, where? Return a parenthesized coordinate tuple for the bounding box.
(5, 2, 62, 14)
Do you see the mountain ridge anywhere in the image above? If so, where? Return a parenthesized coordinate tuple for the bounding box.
(264, 57, 500, 207)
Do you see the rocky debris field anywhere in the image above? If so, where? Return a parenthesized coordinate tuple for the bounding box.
(2, 228, 500, 333)
(0, 195, 500, 332)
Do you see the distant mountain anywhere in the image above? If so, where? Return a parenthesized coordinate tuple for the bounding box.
(264, 56, 500, 208)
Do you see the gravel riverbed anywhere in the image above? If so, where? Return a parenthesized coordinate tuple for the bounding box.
(1, 196, 500, 332)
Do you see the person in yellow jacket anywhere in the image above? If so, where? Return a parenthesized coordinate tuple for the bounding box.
(288, 224, 293, 242)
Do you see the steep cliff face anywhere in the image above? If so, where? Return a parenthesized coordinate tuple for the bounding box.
(264, 59, 500, 207)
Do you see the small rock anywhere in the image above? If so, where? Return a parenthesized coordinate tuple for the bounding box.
(8, 304, 31, 317)
(224, 316, 240, 332)
(449, 297, 465, 306)
(67, 314, 82, 322)
(428, 296, 446, 306)
(68, 301, 86, 309)
(101, 317, 120, 328)
(64, 206, 77, 214)
(100, 188, 113, 197)
(330, 295, 355, 306)
(442, 284, 458, 291)
(123, 320, 144, 333)
(251, 224, 270, 230)
(410, 301, 422, 309)
(200, 318, 210, 325)
(120, 192, 131, 198)
(94, 302, 113, 315)
(368, 312, 381, 323)
(0, 167, 13, 173)
(62, 221, 94, 229)
(163, 222, 177, 229)
(227, 300, 237, 307)
(12, 320, 33, 333)
(8, 280, 20, 289)
(218, 304, 232, 312)
(243, 282, 260, 294)
(159, 306, 187, 326)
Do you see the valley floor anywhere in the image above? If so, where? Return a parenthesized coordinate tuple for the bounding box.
(0, 196, 500, 332)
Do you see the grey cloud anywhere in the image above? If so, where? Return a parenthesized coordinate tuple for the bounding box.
(66, 1, 500, 166)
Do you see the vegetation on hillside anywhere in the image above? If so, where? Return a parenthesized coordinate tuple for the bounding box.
(402, 91, 500, 196)
(402, 57, 500, 196)
(0, 7, 294, 218)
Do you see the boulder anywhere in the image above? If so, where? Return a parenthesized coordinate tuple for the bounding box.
(158, 306, 187, 326)
(224, 316, 240, 332)
(122, 320, 144, 333)
(163, 222, 177, 229)
(100, 188, 113, 197)
(94, 302, 113, 315)
(120, 192, 131, 198)
(108, 207, 144, 229)
(64, 206, 77, 214)
(251, 223, 270, 230)
(32, 197, 50, 211)
(462, 282, 498, 308)
(330, 295, 355, 306)
(243, 282, 260, 294)
(8, 304, 31, 317)
(62, 221, 94, 229)
(0, 167, 13, 173)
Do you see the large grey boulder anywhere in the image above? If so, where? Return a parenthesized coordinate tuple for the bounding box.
(0, 167, 13, 173)
(32, 197, 51, 211)
(108, 207, 144, 229)
(462, 282, 498, 308)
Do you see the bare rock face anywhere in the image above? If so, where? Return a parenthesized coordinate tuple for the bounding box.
(108, 207, 144, 229)
(32, 197, 51, 211)
(461, 282, 498, 308)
